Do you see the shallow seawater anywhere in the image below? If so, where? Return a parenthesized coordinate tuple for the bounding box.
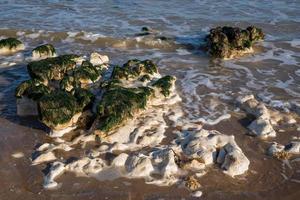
(0, 0, 300, 199)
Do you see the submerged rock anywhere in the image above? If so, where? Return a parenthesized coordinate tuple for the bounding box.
(205, 26, 264, 59)
(32, 44, 56, 60)
(0, 37, 25, 54)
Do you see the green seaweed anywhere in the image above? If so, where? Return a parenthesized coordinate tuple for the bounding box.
(0, 38, 23, 49)
(96, 85, 154, 133)
(140, 74, 151, 82)
(38, 89, 93, 128)
(27, 54, 79, 82)
(111, 59, 158, 80)
(152, 75, 175, 97)
(32, 44, 56, 56)
(73, 88, 95, 109)
(60, 61, 101, 91)
(15, 79, 50, 100)
(74, 61, 100, 82)
(60, 75, 77, 91)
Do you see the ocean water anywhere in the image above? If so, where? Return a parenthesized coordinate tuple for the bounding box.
(0, 1, 300, 199)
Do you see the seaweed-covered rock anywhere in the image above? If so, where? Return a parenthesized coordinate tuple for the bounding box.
(38, 89, 93, 130)
(60, 61, 102, 91)
(152, 75, 175, 97)
(74, 61, 101, 84)
(206, 26, 264, 59)
(32, 44, 56, 60)
(111, 59, 158, 81)
(27, 54, 80, 84)
(15, 79, 51, 101)
(95, 85, 154, 134)
(0, 37, 25, 54)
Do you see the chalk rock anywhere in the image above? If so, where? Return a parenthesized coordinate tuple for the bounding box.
(90, 52, 109, 66)
(32, 151, 57, 165)
(151, 148, 179, 176)
(268, 141, 300, 160)
(43, 162, 65, 189)
(237, 95, 297, 138)
(181, 129, 249, 176)
(66, 157, 106, 175)
(219, 143, 250, 177)
(248, 116, 276, 138)
(126, 155, 154, 178)
(112, 153, 129, 167)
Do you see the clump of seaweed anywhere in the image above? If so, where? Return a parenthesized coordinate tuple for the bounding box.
(95, 84, 154, 133)
(0, 38, 23, 49)
(274, 151, 292, 160)
(32, 44, 56, 58)
(111, 59, 158, 80)
(152, 75, 175, 97)
(74, 61, 101, 83)
(27, 54, 80, 83)
(185, 176, 201, 191)
(38, 89, 94, 129)
(60, 61, 102, 91)
(205, 26, 264, 59)
(15, 79, 51, 101)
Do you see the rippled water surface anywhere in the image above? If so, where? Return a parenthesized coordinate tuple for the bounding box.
(0, 0, 300, 199)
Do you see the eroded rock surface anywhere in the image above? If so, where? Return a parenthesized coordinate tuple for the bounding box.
(237, 94, 296, 138)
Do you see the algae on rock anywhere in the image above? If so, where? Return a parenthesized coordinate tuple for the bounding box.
(0, 37, 25, 53)
(32, 44, 56, 59)
(111, 59, 158, 81)
(152, 75, 175, 97)
(27, 54, 80, 84)
(95, 85, 154, 133)
(205, 26, 264, 59)
(38, 89, 94, 130)
(15, 79, 51, 101)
